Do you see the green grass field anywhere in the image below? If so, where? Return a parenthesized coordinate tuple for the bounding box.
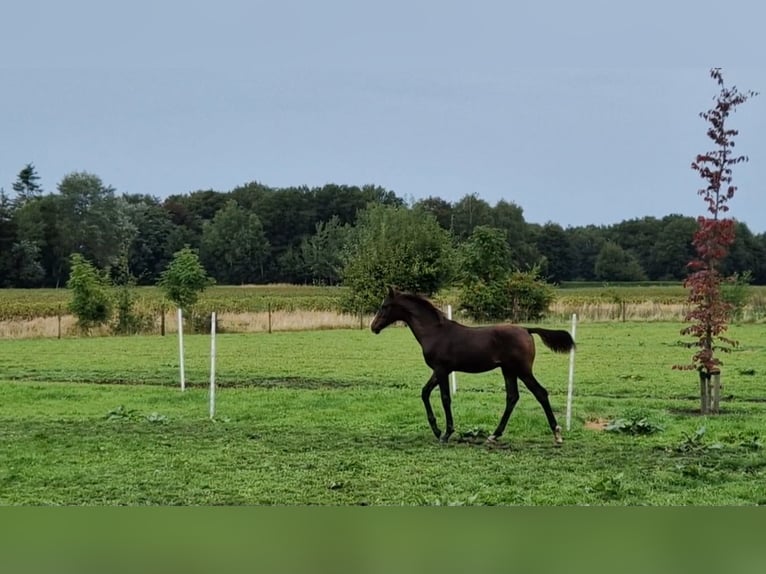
(1, 321, 765, 505)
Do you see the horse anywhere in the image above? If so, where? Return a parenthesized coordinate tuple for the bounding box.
(370, 286, 575, 445)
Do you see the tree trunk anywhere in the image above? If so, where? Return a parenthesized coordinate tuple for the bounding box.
(699, 371, 710, 414)
(699, 370, 721, 415)
(711, 371, 721, 414)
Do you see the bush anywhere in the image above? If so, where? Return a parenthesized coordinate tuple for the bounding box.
(721, 271, 751, 321)
(505, 269, 556, 322)
(67, 254, 112, 332)
(111, 253, 155, 335)
(460, 268, 555, 323)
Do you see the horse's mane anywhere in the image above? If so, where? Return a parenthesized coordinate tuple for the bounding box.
(396, 292, 447, 325)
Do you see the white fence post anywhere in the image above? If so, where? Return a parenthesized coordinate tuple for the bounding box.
(209, 312, 217, 419)
(178, 308, 185, 392)
(447, 304, 457, 395)
(565, 313, 578, 431)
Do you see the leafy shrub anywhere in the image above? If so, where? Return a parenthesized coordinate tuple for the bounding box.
(505, 269, 556, 322)
(111, 253, 154, 335)
(721, 271, 751, 320)
(605, 408, 664, 435)
(674, 426, 724, 453)
(67, 253, 112, 332)
(460, 268, 555, 323)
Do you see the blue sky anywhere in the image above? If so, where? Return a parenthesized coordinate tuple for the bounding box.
(2, 1, 764, 231)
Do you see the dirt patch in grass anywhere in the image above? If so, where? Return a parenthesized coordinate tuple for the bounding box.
(584, 418, 609, 431)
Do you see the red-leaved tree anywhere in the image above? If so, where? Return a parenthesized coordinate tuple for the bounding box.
(678, 68, 757, 414)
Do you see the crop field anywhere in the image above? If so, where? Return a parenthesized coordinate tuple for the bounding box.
(1, 321, 765, 505)
(0, 284, 344, 320)
(3, 283, 766, 339)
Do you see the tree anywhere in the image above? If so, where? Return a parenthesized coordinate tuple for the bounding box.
(609, 216, 662, 276)
(492, 199, 538, 270)
(647, 215, 697, 280)
(12, 194, 68, 287)
(12, 163, 43, 206)
(200, 200, 270, 284)
(0, 188, 16, 285)
(535, 222, 574, 282)
(111, 248, 152, 335)
(57, 172, 134, 272)
(7, 240, 45, 287)
(566, 225, 606, 281)
(158, 246, 214, 312)
(458, 226, 511, 285)
(677, 68, 758, 415)
(457, 226, 511, 321)
(341, 204, 454, 312)
(451, 193, 493, 240)
(123, 195, 176, 284)
(457, 226, 554, 322)
(67, 253, 112, 333)
(300, 216, 350, 285)
(413, 196, 453, 231)
(594, 241, 647, 281)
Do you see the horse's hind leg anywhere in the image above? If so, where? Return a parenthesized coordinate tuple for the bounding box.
(488, 368, 520, 442)
(421, 373, 441, 440)
(519, 371, 563, 445)
(436, 375, 454, 443)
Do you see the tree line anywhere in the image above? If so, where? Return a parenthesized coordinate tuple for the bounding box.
(2, 163, 766, 291)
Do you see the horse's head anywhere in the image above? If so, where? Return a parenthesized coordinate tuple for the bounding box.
(370, 286, 405, 334)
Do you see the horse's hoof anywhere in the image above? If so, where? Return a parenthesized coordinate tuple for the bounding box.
(486, 435, 498, 443)
(439, 432, 452, 443)
(554, 425, 563, 445)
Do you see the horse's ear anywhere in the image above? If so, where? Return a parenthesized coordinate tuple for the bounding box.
(387, 285, 397, 297)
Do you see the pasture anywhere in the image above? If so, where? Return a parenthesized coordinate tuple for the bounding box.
(1, 321, 765, 505)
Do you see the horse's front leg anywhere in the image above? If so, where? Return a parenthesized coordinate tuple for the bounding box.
(437, 375, 454, 443)
(421, 373, 441, 439)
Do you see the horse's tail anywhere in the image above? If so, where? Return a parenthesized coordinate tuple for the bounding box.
(525, 327, 576, 354)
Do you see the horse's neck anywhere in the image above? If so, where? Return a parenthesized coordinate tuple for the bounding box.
(401, 304, 442, 346)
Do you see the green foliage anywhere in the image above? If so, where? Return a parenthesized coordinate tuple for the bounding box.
(605, 408, 664, 435)
(11, 162, 43, 205)
(300, 216, 350, 285)
(459, 269, 555, 323)
(200, 199, 270, 284)
(505, 268, 556, 322)
(721, 271, 752, 320)
(111, 251, 153, 335)
(66, 253, 112, 332)
(8, 240, 45, 287)
(158, 246, 214, 311)
(674, 426, 718, 453)
(594, 241, 647, 281)
(458, 226, 510, 284)
(105, 405, 139, 421)
(341, 204, 454, 312)
(591, 472, 632, 500)
(457, 226, 554, 322)
(450, 193, 493, 240)
(57, 172, 135, 271)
